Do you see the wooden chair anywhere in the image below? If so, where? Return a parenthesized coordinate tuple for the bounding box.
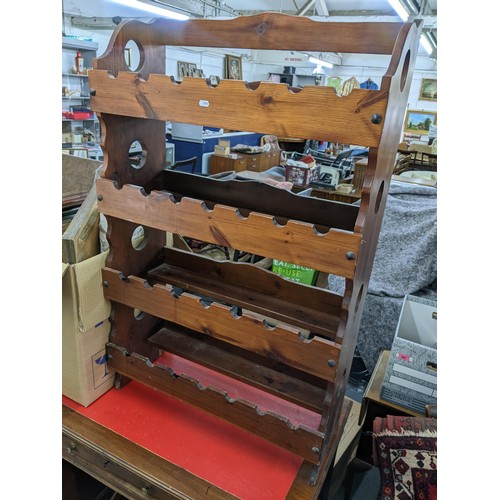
(393, 153, 412, 175)
(420, 151, 437, 170)
(407, 144, 436, 171)
(396, 148, 417, 168)
(170, 156, 197, 173)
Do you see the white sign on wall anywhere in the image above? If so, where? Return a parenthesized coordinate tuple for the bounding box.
(252, 50, 308, 65)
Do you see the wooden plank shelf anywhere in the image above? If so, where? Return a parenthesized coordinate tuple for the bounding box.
(148, 325, 327, 413)
(92, 12, 423, 489)
(107, 343, 325, 463)
(96, 178, 361, 278)
(103, 267, 341, 380)
(148, 247, 343, 340)
(153, 169, 360, 232)
(90, 72, 388, 147)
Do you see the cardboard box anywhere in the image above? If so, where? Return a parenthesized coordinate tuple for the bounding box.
(62, 153, 102, 201)
(285, 163, 318, 187)
(213, 139, 231, 156)
(334, 397, 362, 466)
(272, 260, 318, 285)
(380, 295, 437, 414)
(62, 251, 114, 406)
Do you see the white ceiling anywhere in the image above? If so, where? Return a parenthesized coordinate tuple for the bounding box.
(63, 0, 437, 57)
(63, 0, 436, 23)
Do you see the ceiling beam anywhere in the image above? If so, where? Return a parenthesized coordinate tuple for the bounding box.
(296, 0, 316, 16)
(314, 0, 329, 16)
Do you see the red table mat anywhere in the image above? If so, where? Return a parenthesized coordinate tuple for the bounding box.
(64, 352, 320, 499)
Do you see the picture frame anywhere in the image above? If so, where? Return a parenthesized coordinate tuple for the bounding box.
(225, 55, 242, 80)
(419, 78, 437, 101)
(177, 61, 197, 78)
(208, 75, 220, 86)
(124, 48, 132, 68)
(403, 109, 437, 135)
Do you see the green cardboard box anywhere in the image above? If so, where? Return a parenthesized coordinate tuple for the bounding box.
(272, 259, 318, 285)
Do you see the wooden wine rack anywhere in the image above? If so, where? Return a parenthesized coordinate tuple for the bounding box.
(90, 13, 421, 491)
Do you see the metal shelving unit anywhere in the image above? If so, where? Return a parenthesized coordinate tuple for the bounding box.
(62, 36, 101, 157)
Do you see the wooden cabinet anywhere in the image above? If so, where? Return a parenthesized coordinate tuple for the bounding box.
(209, 154, 247, 174)
(261, 149, 281, 170)
(244, 153, 261, 171)
(210, 150, 281, 175)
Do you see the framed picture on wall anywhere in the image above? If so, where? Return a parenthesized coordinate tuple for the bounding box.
(177, 61, 197, 78)
(225, 55, 242, 80)
(177, 61, 188, 78)
(419, 78, 437, 101)
(403, 109, 437, 135)
(208, 75, 220, 86)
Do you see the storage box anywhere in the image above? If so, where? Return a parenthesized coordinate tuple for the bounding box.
(285, 163, 318, 187)
(62, 251, 114, 406)
(62, 111, 94, 120)
(272, 260, 318, 285)
(380, 295, 437, 414)
(213, 139, 231, 156)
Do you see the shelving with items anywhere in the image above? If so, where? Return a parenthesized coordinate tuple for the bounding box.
(62, 37, 100, 153)
(90, 14, 422, 490)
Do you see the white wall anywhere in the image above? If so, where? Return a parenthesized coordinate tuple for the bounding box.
(63, 15, 437, 126)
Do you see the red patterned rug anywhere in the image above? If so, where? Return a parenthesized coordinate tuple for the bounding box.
(372, 416, 437, 500)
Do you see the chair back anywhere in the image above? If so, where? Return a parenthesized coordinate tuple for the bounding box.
(171, 156, 197, 173)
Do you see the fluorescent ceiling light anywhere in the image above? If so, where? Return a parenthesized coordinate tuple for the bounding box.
(420, 34, 433, 55)
(308, 56, 333, 69)
(387, 0, 409, 21)
(110, 0, 189, 20)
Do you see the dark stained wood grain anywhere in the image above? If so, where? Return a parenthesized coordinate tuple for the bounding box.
(148, 325, 327, 412)
(156, 169, 359, 232)
(314, 21, 423, 485)
(148, 247, 342, 339)
(108, 302, 161, 361)
(90, 13, 423, 488)
(103, 215, 165, 278)
(98, 113, 167, 186)
(97, 178, 361, 278)
(95, 16, 403, 76)
(103, 267, 341, 381)
(106, 344, 325, 463)
(286, 399, 352, 500)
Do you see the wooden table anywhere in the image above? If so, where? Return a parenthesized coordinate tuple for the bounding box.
(63, 381, 353, 500)
(356, 350, 424, 463)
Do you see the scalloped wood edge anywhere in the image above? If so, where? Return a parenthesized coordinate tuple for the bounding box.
(89, 71, 387, 146)
(107, 343, 325, 463)
(96, 177, 361, 278)
(103, 267, 341, 380)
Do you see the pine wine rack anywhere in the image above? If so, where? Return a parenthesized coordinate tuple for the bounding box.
(90, 13, 422, 490)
